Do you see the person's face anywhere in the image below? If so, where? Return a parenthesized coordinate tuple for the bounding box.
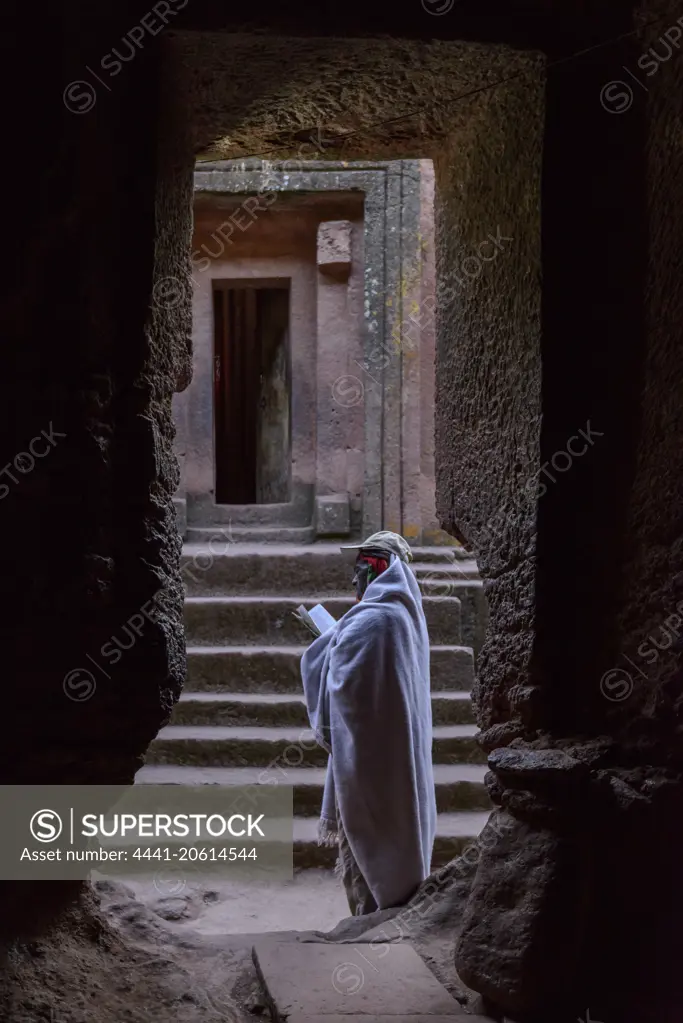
(352, 557, 372, 602)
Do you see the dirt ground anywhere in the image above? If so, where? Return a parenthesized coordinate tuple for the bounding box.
(0, 872, 349, 1023)
(0, 863, 478, 1023)
(120, 868, 349, 936)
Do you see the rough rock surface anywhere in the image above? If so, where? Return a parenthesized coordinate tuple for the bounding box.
(0, 13, 192, 943)
(433, 64, 543, 741)
(178, 34, 544, 162)
(433, 7, 683, 1020)
(0, 885, 259, 1023)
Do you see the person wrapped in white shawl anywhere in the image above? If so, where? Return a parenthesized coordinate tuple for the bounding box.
(300, 531, 436, 915)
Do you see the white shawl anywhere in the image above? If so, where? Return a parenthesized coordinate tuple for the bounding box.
(300, 555, 436, 910)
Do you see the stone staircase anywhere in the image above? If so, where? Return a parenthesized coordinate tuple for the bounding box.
(137, 543, 490, 868)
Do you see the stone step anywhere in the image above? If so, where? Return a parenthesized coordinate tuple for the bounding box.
(253, 938, 477, 1020)
(281, 1018, 485, 1023)
(186, 525, 315, 544)
(187, 495, 311, 528)
(135, 763, 491, 813)
(292, 811, 490, 868)
(180, 546, 485, 653)
(412, 561, 480, 583)
(184, 595, 462, 647)
(182, 539, 469, 558)
(171, 691, 475, 727)
(411, 574, 483, 656)
(185, 644, 475, 693)
(411, 544, 471, 561)
(103, 812, 489, 869)
(281, 1016, 487, 1023)
(180, 543, 479, 597)
(146, 724, 485, 768)
(415, 576, 486, 654)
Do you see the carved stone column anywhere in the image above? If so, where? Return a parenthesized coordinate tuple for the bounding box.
(315, 220, 353, 536)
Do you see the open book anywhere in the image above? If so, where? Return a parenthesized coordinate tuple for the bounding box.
(294, 603, 337, 638)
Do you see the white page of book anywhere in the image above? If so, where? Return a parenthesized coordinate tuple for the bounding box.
(308, 604, 336, 635)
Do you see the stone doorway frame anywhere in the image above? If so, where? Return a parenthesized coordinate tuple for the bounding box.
(187, 159, 431, 540)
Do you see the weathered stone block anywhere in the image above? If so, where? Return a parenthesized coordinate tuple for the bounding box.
(253, 940, 463, 1018)
(316, 493, 350, 536)
(488, 747, 586, 785)
(454, 810, 584, 1014)
(317, 220, 352, 279)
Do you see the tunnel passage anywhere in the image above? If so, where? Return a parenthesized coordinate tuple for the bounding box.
(3, 6, 683, 1023)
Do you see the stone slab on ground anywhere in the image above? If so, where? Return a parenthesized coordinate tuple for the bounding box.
(253, 940, 464, 1018)
(285, 1017, 489, 1023)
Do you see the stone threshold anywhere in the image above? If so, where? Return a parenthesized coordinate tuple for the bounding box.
(251, 936, 490, 1022)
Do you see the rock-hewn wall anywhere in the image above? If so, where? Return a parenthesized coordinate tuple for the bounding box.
(177, 32, 541, 162)
(440, 14, 683, 1020)
(586, 7, 683, 1019)
(0, 15, 193, 940)
(434, 67, 544, 748)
